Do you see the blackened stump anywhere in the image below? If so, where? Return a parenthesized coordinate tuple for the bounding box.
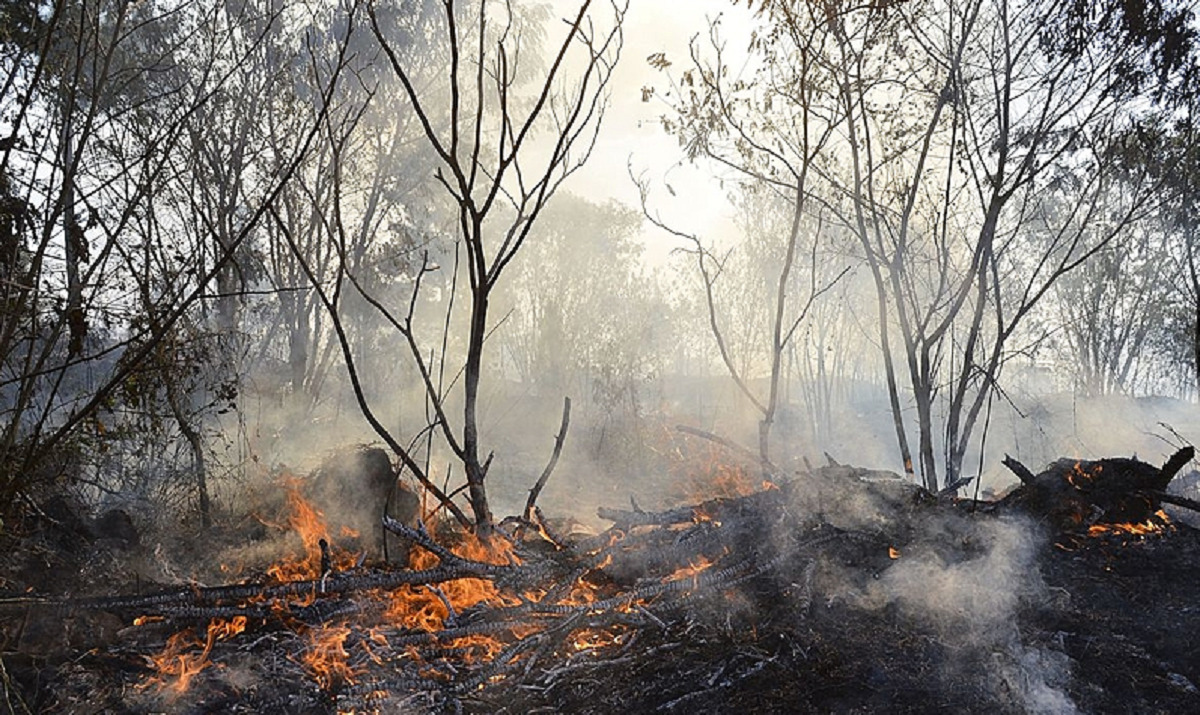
(999, 447, 1194, 530)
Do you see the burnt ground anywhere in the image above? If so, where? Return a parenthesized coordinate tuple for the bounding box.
(0, 474, 1197, 714)
(467, 525, 1200, 715)
(458, 501, 1200, 715)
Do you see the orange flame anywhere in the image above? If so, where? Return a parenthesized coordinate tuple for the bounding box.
(302, 624, 359, 689)
(143, 616, 247, 694)
(664, 437, 769, 503)
(1087, 510, 1170, 538)
(264, 481, 359, 583)
(568, 625, 629, 652)
(383, 532, 518, 633)
(666, 555, 715, 587)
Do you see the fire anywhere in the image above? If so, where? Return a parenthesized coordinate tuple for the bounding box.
(888, 546, 901, 559)
(143, 616, 247, 694)
(302, 624, 359, 689)
(442, 633, 506, 662)
(568, 625, 629, 652)
(1087, 510, 1171, 538)
(264, 483, 359, 583)
(1066, 461, 1089, 488)
(667, 555, 715, 587)
(666, 438, 769, 503)
(384, 532, 518, 632)
(143, 487, 542, 697)
(564, 575, 601, 606)
(144, 629, 207, 695)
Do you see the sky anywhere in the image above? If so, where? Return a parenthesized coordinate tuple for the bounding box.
(555, 0, 756, 262)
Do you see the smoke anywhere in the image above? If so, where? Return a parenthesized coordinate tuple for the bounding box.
(857, 516, 1078, 714)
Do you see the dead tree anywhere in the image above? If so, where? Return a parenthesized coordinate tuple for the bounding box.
(287, 1, 627, 534)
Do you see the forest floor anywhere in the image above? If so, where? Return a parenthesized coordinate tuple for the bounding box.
(0, 466, 1196, 714)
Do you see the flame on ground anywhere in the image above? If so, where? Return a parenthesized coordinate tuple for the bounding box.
(303, 624, 359, 689)
(265, 479, 360, 583)
(142, 616, 247, 695)
(383, 532, 520, 636)
(666, 555, 716, 589)
(568, 625, 630, 653)
(140, 480, 702, 698)
(1087, 510, 1171, 538)
(663, 436, 771, 503)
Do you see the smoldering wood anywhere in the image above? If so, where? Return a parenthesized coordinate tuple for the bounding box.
(1153, 490, 1200, 513)
(999, 447, 1195, 529)
(76, 560, 515, 614)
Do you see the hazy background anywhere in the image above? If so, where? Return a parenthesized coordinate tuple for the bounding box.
(1, 0, 1197, 533)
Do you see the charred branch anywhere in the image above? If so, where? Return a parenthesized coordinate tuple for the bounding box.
(525, 397, 572, 522)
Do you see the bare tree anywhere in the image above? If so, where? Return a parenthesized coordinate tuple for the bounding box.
(638, 6, 850, 472)
(826, 0, 1181, 489)
(0, 0, 352, 516)
(276, 0, 626, 534)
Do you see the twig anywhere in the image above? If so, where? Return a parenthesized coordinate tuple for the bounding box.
(526, 397, 572, 521)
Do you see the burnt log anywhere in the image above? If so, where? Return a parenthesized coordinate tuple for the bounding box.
(999, 447, 1194, 530)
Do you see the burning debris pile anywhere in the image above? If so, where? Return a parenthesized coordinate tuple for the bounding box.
(996, 447, 1196, 540)
(3, 446, 1200, 713)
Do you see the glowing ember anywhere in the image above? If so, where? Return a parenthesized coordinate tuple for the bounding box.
(568, 625, 629, 652)
(667, 555, 715, 586)
(888, 546, 901, 559)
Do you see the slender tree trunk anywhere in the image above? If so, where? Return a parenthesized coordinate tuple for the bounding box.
(61, 136, 86, 357)
(166, 371, 211, 528)
(463, 283, 493, 533)
(915, 350, 937, 492)
(1187, 227, 1200, 397)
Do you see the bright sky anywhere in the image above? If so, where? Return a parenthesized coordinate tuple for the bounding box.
(557, 0, 757, 262)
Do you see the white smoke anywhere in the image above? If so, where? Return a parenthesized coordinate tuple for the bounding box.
(859, 516, 1079, 714)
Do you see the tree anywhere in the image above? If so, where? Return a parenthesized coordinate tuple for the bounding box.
(0, 0, 352, 516)
(641, 0, 1196, 492)
(638, 9, 849, 471)
(277, 0, 626, 534)
(826, 0, 1189, 489)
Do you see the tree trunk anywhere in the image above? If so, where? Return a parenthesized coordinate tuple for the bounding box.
(61, 137, 86, 357)
(464, 282, 493, 534)
(166, 374, 211, 529)
(1188, 227, 1200, 396)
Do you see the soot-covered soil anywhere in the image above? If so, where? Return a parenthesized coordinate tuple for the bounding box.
(471, 527, 1200, 714)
